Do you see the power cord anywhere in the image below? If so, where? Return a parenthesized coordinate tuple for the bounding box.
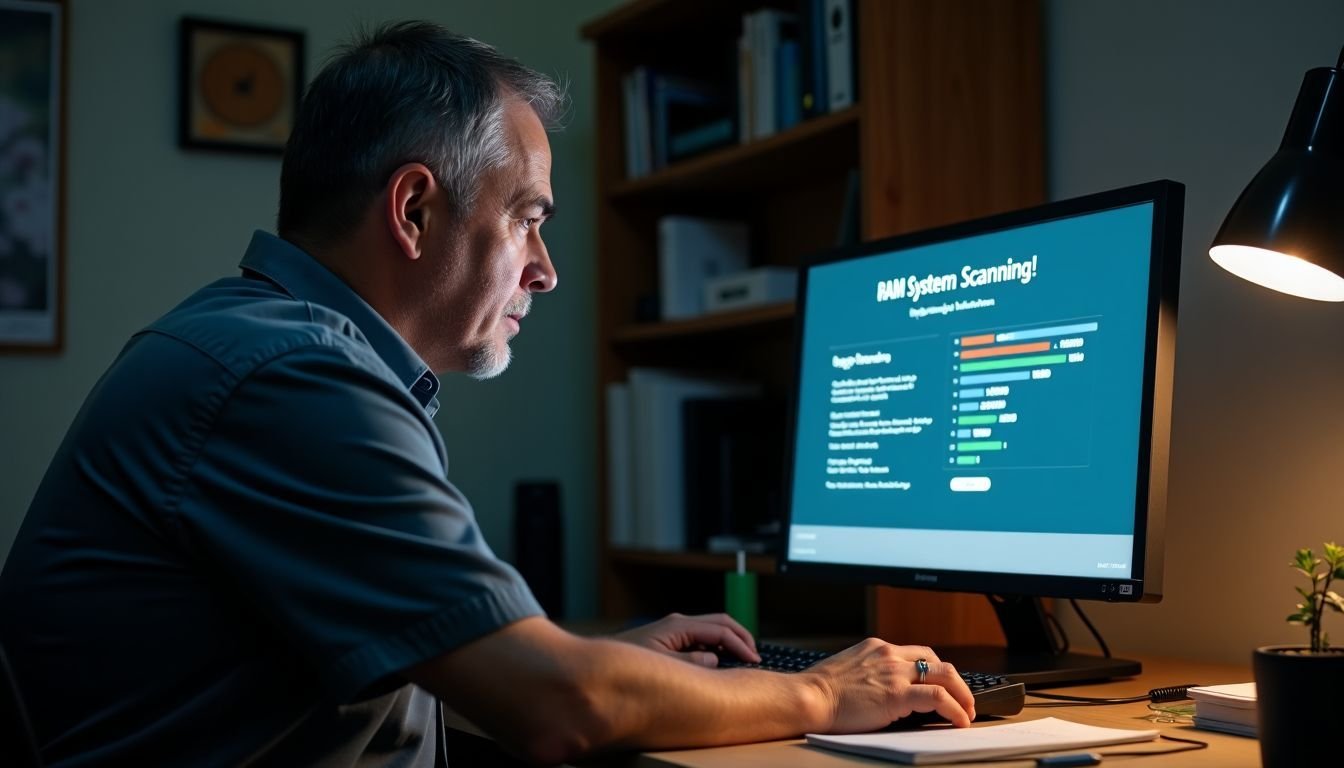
(1027, 684, 1199, 706)
(976, 734, 1210, 765)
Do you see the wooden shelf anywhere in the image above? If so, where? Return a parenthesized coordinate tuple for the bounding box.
(609, 107, 859, 203)
(586, 0, 1044, 642)
(609, 548, 778, 574)
(612, 302, 794, 344)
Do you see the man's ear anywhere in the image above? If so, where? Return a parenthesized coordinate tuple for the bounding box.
(385, 163, 444, 261)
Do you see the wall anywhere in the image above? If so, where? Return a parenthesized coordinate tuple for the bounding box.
(1047, 0, 1344, 663)
(0, 0, 623, 619)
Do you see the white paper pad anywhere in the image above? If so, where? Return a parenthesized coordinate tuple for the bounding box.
(805, 717, 1159, 765)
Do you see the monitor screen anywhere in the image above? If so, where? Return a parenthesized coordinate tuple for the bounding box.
(781, 181, 1182, 610)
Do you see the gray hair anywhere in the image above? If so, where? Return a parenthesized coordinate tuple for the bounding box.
(278, 21, 566, 247)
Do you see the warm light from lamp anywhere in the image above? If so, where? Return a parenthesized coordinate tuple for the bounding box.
(1209, 245, 1344, 302)
(1208, 46, 1344, 301)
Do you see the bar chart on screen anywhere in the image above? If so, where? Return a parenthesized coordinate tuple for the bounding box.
(947, 318, 1100, 474)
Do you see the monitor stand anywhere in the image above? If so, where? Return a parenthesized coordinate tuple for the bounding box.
(935, 595, 1140, 688)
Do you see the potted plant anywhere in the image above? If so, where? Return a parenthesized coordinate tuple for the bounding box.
(1254, 542, 1344, 767)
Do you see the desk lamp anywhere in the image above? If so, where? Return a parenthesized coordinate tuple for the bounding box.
(1208, 46, 1344, 299)
(1207, 45, 1344, 768)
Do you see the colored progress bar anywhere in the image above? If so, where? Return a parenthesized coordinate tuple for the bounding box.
(957, 414, 997, 425)
(956, 441, 1003, 451)
(961, 333, 995, 347)
(959, 341, 1051, 360)
(995, 322, 1098, 342)
(959, 371, 1030, 385)
(956, 456, 980, 465)
(959, 353, 1066, 373)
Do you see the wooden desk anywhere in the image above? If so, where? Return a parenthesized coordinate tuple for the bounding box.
(446, 656, 1260, 768)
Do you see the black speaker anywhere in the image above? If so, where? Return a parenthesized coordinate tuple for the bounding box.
(513, 480, 564, 620)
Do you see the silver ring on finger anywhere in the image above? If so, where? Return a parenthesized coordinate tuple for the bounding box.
(915, 658, 929, 684)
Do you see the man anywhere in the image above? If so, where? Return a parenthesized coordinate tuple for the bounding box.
(0, 21, 974, 766)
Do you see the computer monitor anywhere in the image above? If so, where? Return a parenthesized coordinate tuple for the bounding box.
(779, 180, 1183, 686)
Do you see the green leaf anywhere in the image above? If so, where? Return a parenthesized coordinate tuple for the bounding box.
(1287, 615, 1307, 625)
(1334, 564, 1344, 580)
(1323, 542, 1343, 562)
(1296, 567, 1317, 580)
(1325, 592, 1344, 613)
(1295, 549, 1315, 570)
(1296, 587, 1315, 602)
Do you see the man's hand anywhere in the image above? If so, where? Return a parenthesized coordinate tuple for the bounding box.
(612, 612, 760, 667)
(802, 638, 977, 732)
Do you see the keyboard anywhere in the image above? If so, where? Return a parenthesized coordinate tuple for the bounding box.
(719, 642, 1025, 720)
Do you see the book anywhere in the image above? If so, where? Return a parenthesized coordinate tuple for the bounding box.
(656, 216, 749, 320)
(806, 717, 1159, 765)
(1189, 682, 1257, 737)
(604, 382, 633, 547)
(743, 8, 797, 139)
(628, 369, 759, 550)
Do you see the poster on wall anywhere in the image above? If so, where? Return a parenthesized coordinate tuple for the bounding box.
(0, 0, 63, 351)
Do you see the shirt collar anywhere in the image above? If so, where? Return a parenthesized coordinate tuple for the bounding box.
(238, 230, 441, 414)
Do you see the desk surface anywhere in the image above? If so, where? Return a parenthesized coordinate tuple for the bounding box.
(448, 655, 1260, 768)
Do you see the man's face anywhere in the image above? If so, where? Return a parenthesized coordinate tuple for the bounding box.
(428, 99, 556, 378)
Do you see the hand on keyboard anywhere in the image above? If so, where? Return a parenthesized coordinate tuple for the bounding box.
(721, 642, 1025, 725)
(716, 639, 976, 729)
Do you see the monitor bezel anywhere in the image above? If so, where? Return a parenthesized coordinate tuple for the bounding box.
(777, 179, 1183, 603)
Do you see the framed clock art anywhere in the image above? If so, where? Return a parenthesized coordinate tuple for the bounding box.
(178, 17, 304, 154)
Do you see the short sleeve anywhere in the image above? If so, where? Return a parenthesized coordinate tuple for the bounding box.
(173, 344, 543, 700)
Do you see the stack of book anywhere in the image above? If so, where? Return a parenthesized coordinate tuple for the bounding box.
(1189, 682, 1257, 737)
(620, 0, 857, 178)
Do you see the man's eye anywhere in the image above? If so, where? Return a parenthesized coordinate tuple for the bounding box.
(520, 218, 538, 232)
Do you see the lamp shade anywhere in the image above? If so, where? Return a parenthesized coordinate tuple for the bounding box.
(1209, 54, 1344, 301)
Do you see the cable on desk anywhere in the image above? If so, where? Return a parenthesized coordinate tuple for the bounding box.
(1097, 732, 1209, 759)
(975, 733, 1210, 764)
(1026, 684, 1201, 706)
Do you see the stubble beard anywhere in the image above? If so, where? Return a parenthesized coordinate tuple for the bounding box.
(465, 293, 532, 380)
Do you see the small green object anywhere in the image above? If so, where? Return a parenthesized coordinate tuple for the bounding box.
(725, 552, 758, 636)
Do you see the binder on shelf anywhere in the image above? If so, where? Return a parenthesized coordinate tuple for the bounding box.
(800, 0, 829, 117)
(604, 382, 634, 548)
(628, 369, 759, 550)
(657, 216, 750, 320)
(776, 39, 802, 131)
(824, 0, 855, 111)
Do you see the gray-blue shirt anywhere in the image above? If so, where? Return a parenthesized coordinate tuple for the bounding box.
(0, 231, 543, 766)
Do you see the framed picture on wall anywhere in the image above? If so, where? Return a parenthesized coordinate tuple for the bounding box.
(0, 0, 65, 352)
(179, 17, 304, 154)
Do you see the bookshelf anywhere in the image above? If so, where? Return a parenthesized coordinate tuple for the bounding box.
(582, 0, 1044, 644)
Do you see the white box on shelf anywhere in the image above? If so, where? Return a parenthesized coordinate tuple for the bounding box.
(658, 216, 750, 320)
(703, 266, 798, 313)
